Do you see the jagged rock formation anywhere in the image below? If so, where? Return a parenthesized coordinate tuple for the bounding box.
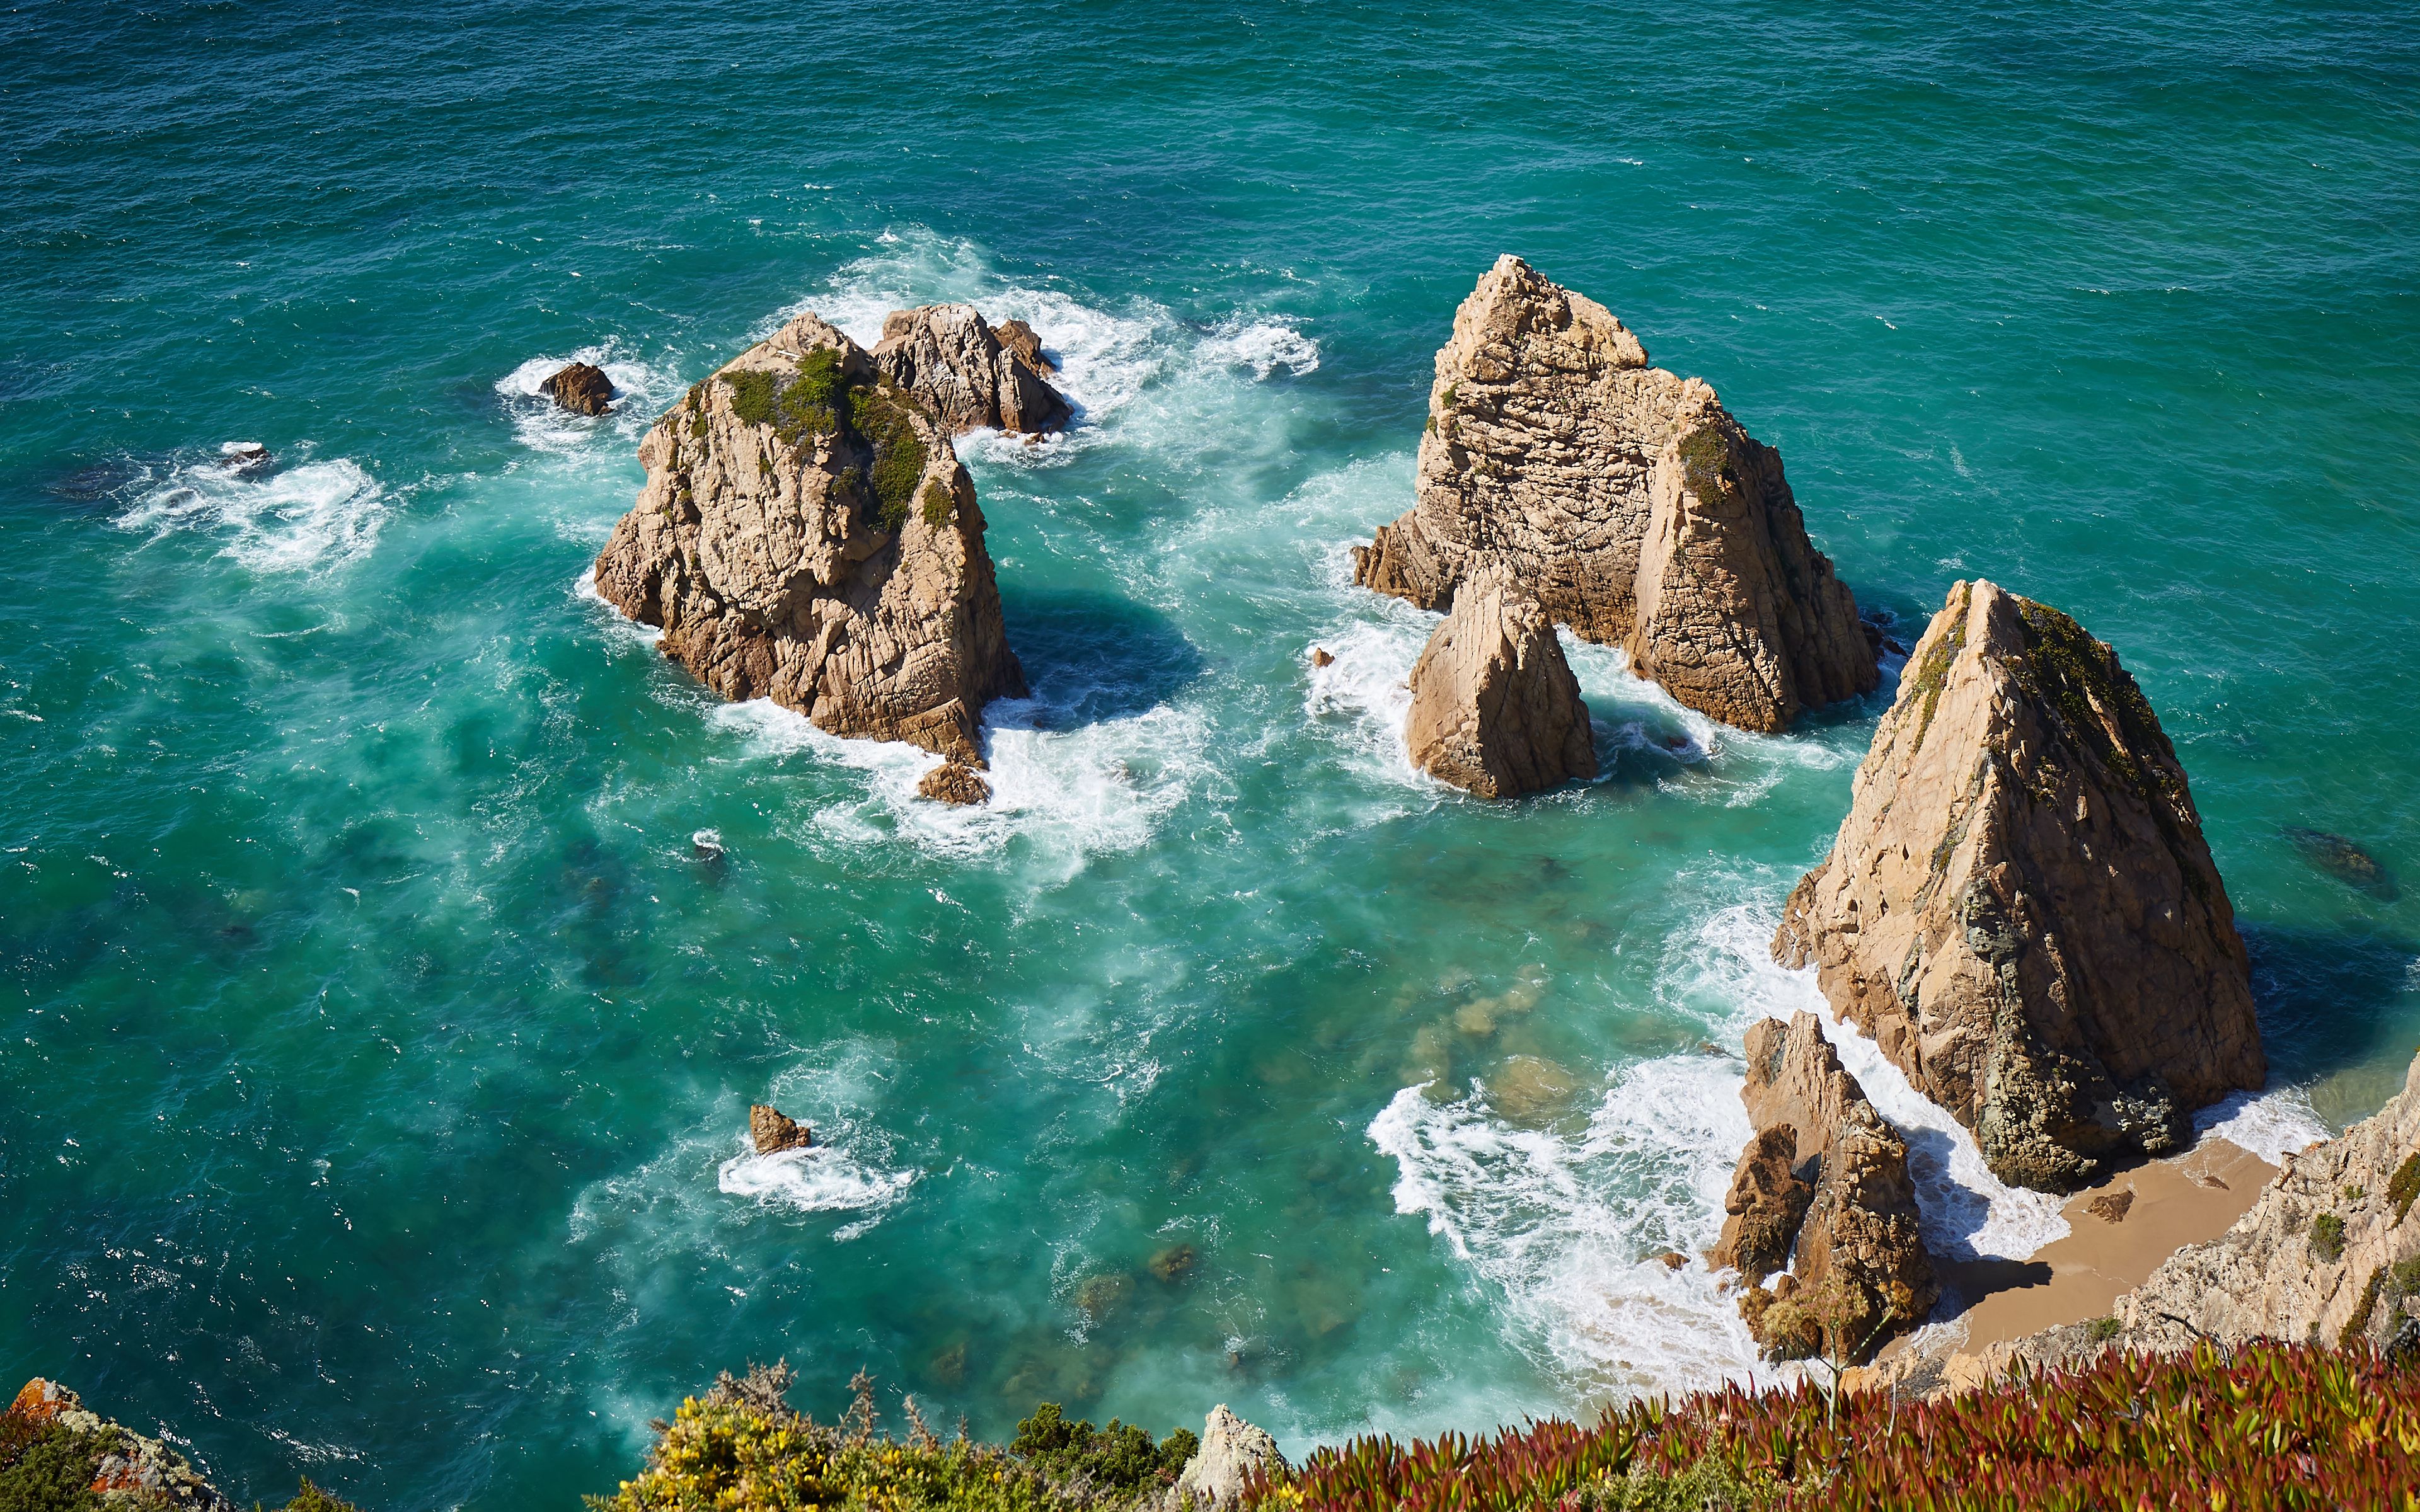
(873, 304, 1071, 435)
(917, 760, 992, 806)
(592, 314, 1025, 765)
(1773, 580, 2265, 1193)
(6, 1378, 236, 1511)
(1714, 1013, 1937, 1364)
(1352, 255, 1875, 732)
(544, 361, 615, 415)
(1403, 563, 1594, 798)
(991, 319, 1054, 372)
(1170, 1405, 1286, 1509)
(749, 1104, 812, 1154)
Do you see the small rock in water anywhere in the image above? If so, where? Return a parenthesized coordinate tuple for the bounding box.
(217, 442, 271, 472)
(1148, 1243, 1199, 1283)
(918, 761, 992, 806)
(2284, 827, 2397, 899)
(542, 362, 615, 416)
(2197, 1171, 2230, 1191)
(1655, 1251, 1688, 1271)
(749, 1104, 812, 1155)
(691, 828, 725, 861)
(2086, 1188, 2135, 1224)
(1308, 646, 1335, 668)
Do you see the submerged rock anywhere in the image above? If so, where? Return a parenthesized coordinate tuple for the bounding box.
(1170, 1404, 1286, 1509)
(544, 362, 616, 416)
(873, 304, 1071, 435)
(1403, 562, 1594, 798)
(749, 1103, 812, 1155)
(1773, 580, 2266, 1192)
(1353, 255, 1875, 732)
(592, 314, 1026, 765)
(1714, 1013, 1937, 1364)
(2285, 827, 2398, 899)
(216, 441, 271, 472)
(917, 760, 992, 806)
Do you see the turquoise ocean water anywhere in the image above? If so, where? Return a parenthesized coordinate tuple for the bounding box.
(6, 1, 2419, 1504)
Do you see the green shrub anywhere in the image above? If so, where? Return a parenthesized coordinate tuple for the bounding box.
(2086, 1315, 2123, 1342)
(277, 1479, 365, 1512)
(2312, 1210, 2347, 1263)
(850, 386, 928, 531)
(2388, 1151, 2420, 1222)
(0, 1417, 108, 1512)
(1010, 1404, 1195, 1494)
(594, 1370, 1195, 1512)
(921, 481, 955, 530)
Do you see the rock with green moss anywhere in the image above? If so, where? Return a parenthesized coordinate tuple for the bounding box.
(1773, 579, 2264, 1192)
(592, 312, 1025, 766)
(3, 1378, 236, 1511)
(1352, 255, 1875, 733)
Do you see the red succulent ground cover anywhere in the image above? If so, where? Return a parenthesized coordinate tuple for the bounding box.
(1253, 1342, 2419, 1512)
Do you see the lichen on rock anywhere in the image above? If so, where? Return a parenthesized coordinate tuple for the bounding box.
(1773, 579, 2265, 1193)
(1353, 254, 1875, 732)
(591, 313, 1026, 765)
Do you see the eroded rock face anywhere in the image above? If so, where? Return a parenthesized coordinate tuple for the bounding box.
(592, 314, 1026, 765)
(1716, 1013, 1937, 1363)
(1773, 580, 2265, 1193)
(1171, 1404, 1286, 1509)
(544, 361, 615, 416)
(749, 1104, 812, 1155)
(991, 318, 1055, 372)
(1352, 255, 1874, 732)
(1404, 563, 1594, 798)
(873, 304, 1071, 435)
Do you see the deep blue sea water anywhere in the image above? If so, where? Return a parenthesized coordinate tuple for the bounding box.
(5, 1, 2419, 1506)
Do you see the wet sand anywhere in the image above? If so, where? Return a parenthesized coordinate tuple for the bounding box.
(1934, 1138, 2273, 1350)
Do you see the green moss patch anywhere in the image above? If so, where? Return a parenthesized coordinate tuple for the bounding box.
(2311, 1210, 2346, 1263)
(1905, 581, 1973, 757)
(1676, 426, 1734, 504)
(2389, 1151, 2420, 1223)
(920, 481, 955, 530)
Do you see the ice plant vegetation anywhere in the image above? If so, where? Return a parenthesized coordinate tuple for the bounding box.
(1250, 1341, 2419, 1512)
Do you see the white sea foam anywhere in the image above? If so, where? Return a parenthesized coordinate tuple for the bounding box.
(570, 566, 662, 648)
(113, 454, 385, 573)
(717, 1147, 919, 1225)
(1671, 900, 2071, 1263)
(2194, 1086, 2329, 1162)
(497, 346, 678, 455)
(706, 693, 1210, 873)
(1368, 1058, 1774, 1397)
(1196, 317, 1320, 381)
(768, 226, 1315, 468)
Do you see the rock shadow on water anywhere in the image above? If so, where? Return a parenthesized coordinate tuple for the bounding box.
(2242, 922, 2420, 1091)
(996, 588, 1204, 730)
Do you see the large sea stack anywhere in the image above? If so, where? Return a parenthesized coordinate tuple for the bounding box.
(1353, 255, 1876, 733)
(1712, 1012, 1937, 1364)
(1403, 563, 1595, 798)
(1773, 580, 2265, 1193)
(592, 313, 1025, 765)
